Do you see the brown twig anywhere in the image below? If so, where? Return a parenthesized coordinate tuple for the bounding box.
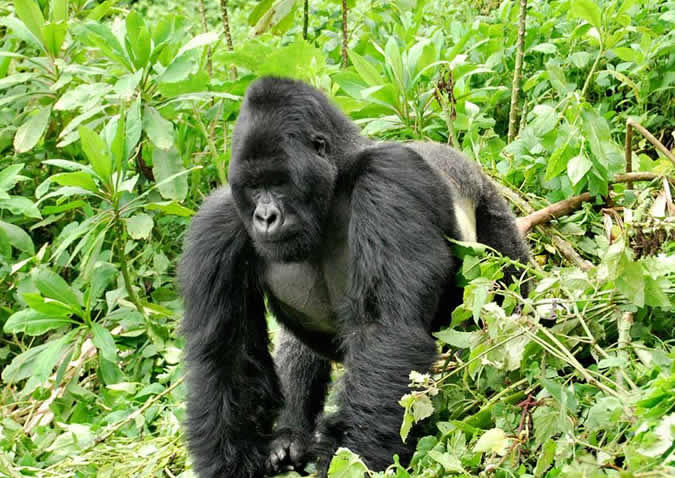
(341, 0, 349, 68)
(628, 119, 675, 165)
(507, 0, 528, 143)
(625, 120, 634, 189)
(552, 235, 593, 271)
(517, 172, 667, 235)
(220, 0, 236, 79)
(198, 0, 212, 76)
(303, 0, 309, 41)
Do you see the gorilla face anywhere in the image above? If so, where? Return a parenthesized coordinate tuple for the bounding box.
(229, 126, 337, 263)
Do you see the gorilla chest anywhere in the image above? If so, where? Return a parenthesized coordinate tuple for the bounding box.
(263, 247, 349, 334)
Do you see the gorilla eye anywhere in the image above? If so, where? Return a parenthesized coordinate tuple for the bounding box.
(312, 136, 327, 157)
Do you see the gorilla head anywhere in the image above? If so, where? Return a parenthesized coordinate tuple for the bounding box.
(228, 78, 361, 262)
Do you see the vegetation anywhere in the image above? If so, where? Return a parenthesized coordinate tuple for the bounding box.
(0, 0, 673, 477)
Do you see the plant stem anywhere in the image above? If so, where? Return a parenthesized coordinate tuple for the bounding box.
(116, 222, 146, 320)
(507, 0, 527, 143)
(341, 0, 349, 68)
(581, 47, 603, 99)
(220, 0, 236, 78)
(197, 0, 212, 76)
(303, 0, 309, 41)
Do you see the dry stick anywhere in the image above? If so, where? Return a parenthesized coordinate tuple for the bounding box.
(507, 0, 528, 143)
(628, 119, 675, 165)
(220, 0, 236, 78)
(198, 0, 212, 76)
(303, 0, 309, 41)
(341, 0, 349, 68)
(516, 172, 666, 235)
(552, 235, 593, 271)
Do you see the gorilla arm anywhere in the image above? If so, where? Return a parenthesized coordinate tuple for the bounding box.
(315, 144, 455, 472)
(179, 187, 282, 478)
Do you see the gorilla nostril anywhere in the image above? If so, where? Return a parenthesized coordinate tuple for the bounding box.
(253, 204, 282, 233)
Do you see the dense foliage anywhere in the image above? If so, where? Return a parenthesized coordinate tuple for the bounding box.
(0, 0, 673, 477)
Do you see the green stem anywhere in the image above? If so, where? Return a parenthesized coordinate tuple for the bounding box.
(116, 221, 146, 320)
(581, 48, 603, 99)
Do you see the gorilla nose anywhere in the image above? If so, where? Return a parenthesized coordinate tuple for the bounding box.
(253, 204, 281, 234)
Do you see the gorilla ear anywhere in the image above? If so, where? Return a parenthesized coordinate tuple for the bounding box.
(311, 135, 328, 157)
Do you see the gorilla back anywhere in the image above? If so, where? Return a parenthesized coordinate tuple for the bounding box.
(179, 76, 529, 478)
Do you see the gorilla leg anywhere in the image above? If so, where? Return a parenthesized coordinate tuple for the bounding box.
(475, 178, 531, 292)
(267, 329, 332, 474)
(315, 325, 437, 475)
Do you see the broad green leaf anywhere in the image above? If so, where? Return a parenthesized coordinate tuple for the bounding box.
(569, 51, 592, 68)
(144, 201, 194, 216)
(78, 126, 112, 183)
(534, 439, 557, 478)
(113, 70, 143, 99)
(434, 328, 482, 348)
(85, 0, 116, 20)
(33, 268, 81, 308)
(22, 292, 73, 316)
(567, 153, 592, 185)
(427, 451, 465, 473)
(50, 0, 69, 22)
(91, 323, 117, 362)
(546, 62, 571, 96)
(125, 11, 151, 68)
(570, 0, 603, 33)
(77, 22, 132, 71)
(327, 448, 369, 478)
(0, 164, 25, 191)
(51, 172, 99, 192)
(54, 83, 112, 111)
(152, 147, 187, 201)
(0, 196, 41, 218)
(612, 47, 644, 64)
(14, 0, 46, 45)
(0, 72, 36, 89)
(532, 43, 557, 54)
(41, 21, 67, 56)
(3, 309, 72, 335)
(111, 112, 126, 171)
(142, 106, 174, 150)
(0, 220, 34, 254)
(385, 37, 405, 89)
(158, 49, 198, 83)
(176, 31, 219, 57)
(125, 213, 153, 240)
(531, 104, 558, 137)
(0, 16, 43, 50)
(348, 51, 383, 87)
(2, 332, 73, 384)
(473, 428, 510, 455)
(14, 105, 51, 153)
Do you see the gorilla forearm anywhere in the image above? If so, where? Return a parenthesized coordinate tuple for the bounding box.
(180, 188, 281, 478)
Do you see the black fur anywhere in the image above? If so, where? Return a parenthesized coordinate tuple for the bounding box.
(179, 77, 530, 478)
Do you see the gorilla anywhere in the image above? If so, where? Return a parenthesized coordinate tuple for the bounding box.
(179, 76, 529, 478)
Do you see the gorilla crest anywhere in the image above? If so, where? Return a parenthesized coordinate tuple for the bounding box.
(179, 76, 530, 478)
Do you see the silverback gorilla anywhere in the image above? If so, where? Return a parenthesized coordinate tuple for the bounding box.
(179, 77, 530, 478)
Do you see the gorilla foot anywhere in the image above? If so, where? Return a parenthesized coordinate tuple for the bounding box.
(265, 429, 310, 475)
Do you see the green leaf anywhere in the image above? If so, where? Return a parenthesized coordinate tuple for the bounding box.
(532, 43, 557, 54)
(434, 328, 482, 348)
(327, 448, 369, 478)
(144, 200, 194, 216)
(0, 220, 34, 254)
(50, 0, 69, 23)
(51, 172, 99, 192)
(33, 268, 81, 308)
(1, 332, 73, 384)
(78, 126, 112, 183)
(0, 164, 25, 191)
(348, 51, 383, 87)
(142, 106, 174, 150)
(77, 22, 132, 71)
(41, 21, 67, 56)
(534, 439, 557, 477)
(474, 428, 511, 455)
(126, 96, 142, 160)
(125, 11, 151, 68)
(14, 105, 52, 153)
(612, 47, 643, 64)
(427, 451, 465, 473)
(3, 309, 72, 335)
(152, 147, 187, 201)
(14, 0, 46, 46)
(0, 72, 36, 90)
(570, 0, 603, 33)
(531, 104, 558, 137)
(91, 323, 118, 362)
(22, 292, 73, 316)
(0, 196, 41, 219)
(567, 153, 592, 185)
(125, 213, 154, 239)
